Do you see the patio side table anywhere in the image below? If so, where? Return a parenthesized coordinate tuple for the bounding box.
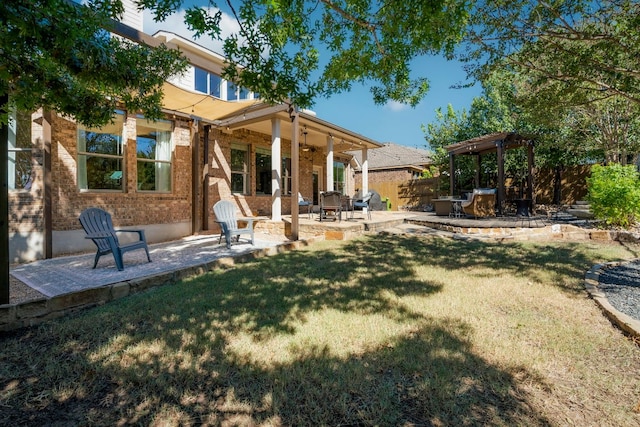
(514, 199, 532, 217)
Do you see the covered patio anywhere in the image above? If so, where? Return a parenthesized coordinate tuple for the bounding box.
(446, 132, 535, 215)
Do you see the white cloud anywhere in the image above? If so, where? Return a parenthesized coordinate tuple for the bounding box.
(385, 100, 409, 112)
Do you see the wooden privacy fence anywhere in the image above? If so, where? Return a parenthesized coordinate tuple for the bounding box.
(369, 178, 440, 211)
(369, 166, 590, 211)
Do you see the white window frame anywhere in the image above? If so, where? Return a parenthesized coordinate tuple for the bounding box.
(230, 143, 249, 194)
(7, 109, 33, 191)
(136, 117, 173, 192)
(77, 111, 125, 192)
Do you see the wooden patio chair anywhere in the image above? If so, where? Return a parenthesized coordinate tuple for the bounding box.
(213, 200, 255, 249)
(320, 191, 342, 222)
(79, 208, 152, 271)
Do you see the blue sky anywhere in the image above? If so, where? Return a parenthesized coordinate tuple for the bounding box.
(143, 4, 483, 151)
(311, 59, 482, 150)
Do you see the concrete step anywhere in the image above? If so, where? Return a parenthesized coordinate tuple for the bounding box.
(571, 209, 595, 219)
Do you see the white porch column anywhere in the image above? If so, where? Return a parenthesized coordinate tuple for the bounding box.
(361, 146, 369, 195)
(290, 109, 300, 240)
(271, 118, 282, 221)
(326, 135, 334, 191)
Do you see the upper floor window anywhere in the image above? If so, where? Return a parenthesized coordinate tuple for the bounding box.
(194, 67, 222, 98)
(7, 109, 33, 190)
(77, 111, 125, 191)
(136, 117, 173, 192)
(227, 81, 254, 101)
(194, 66, 256, 101)
(230, 143, 249, 194)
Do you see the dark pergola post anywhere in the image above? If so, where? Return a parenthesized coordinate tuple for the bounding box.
(496, 140, 505, 215)
(191, 120, 200, 235)
(202, 125, 210, 231)
(449, 152, 455, 196)
(475, 154, 481, 188)
(527, 141, 535, 209)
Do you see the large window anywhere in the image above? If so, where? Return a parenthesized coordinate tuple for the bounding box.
(136, 117, 173, 192)
(334, 161, 346, 193)
(231, 143, 249, 194)
(78, 111, 125, 191)
(255, 147, 271, 195)
(194, 67, 222, 98)
(282, 156, 292, 195)
(194, 66, 256, 101)
(7, 109, 33, 190)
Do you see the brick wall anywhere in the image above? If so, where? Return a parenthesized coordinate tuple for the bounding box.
(9, 111, 45, 236)
(50, 113, 192, 231)
(203, 128, 317, 230)
(10, 111, 354, 261)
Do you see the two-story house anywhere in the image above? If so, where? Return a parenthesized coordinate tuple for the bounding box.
(7, 4, 381, 263)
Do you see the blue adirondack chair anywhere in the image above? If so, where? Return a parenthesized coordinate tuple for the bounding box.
(79, 208, 152, 271)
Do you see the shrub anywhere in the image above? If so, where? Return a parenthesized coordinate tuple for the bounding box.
(587, 164, 640, 228)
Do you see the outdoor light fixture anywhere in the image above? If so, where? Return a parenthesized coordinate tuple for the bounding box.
(302, 126, 310, 151)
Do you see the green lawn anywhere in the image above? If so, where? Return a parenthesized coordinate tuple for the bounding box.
(2, 234, 640, 426)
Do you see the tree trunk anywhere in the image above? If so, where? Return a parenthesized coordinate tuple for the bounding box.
(553, 166, 563, 205)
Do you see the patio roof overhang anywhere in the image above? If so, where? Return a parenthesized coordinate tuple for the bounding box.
(216, 105, 382, 153)
(445, 132, 533, 156)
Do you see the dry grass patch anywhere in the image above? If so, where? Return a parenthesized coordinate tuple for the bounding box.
(1, 235, 639, 426)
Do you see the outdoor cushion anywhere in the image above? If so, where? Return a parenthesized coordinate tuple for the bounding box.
(461, 188, 497, 218)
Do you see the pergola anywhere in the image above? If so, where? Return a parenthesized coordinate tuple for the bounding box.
(445, 132, 535, 214)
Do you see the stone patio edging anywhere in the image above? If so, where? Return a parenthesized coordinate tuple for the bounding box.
(584, 262, 640, 340)
(0, 239, 316, 333)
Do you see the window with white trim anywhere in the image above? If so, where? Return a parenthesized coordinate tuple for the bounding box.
(77, 111, 125, 191)
(255, 147, 271, 195)
(136, 117, 173, 192)
(231, 143, 249, 194)
(7, 109, 33, 190)
(334, 161, 346, 193)
(194, 67, 222, 98)
(282, 156, 292, 195)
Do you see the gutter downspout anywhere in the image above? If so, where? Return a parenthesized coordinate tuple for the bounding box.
(191, 119, 200, 234)
(203, 125, 210, 230)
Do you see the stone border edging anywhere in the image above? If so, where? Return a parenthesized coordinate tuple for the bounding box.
(585, 262, 640, 341)
(0, 238, 319, 333)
